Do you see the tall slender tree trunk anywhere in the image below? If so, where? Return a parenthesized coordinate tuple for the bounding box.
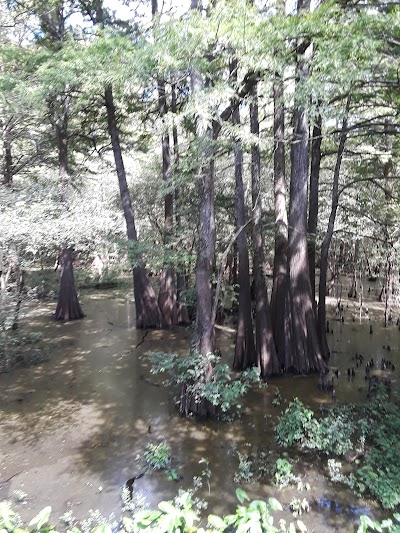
(152, 0, 178, 327)
(231, 62, 256, 371)
(288, 23, 325, 372)
(382, 119, 394, 326)
(180, 127, 216, 418)
(2, 115, 13, 187)
(271, 75, 289, 366)
(194, 131, 216, 357)
(171, 82, 190, 325)
(105, 85, 162, 328)
(307, 113, 322, 303)
(318, 95, 351, 360)
(250, 84, 279, 378)
(179, 15, 216, 415)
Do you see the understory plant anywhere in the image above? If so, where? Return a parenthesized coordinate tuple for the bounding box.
(147, 350, 260, 418)
(275, 391, 400, 509)
(3, 490, 400, 532)
(144, 442, 179, 481)
(0, 489, 309, 533)
(273, 458, 299, 489)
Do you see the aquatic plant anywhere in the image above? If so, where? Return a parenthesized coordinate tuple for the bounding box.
(147, 350, 260, 418)
(289, 497, 310, 518)
(273, 458, 299, 489)
(272, 388, 283, 407)
(233, 451, 254, 484)
(275, 399, 355, 456)
(142, 441, 180, 482)
(275, 393, 400, 509)
(144, 442, 171, 471)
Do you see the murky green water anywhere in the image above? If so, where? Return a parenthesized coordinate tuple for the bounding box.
(0, 286, 398, 531)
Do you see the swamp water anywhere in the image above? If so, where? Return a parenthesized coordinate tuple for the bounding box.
(0, 288, 399, 532)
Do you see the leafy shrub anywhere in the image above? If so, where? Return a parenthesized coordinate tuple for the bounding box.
(275, 399, 354, 456)
(276, 393, 400, 509)
(147, 350, 260, 418)
(358, 513, 400, 532)
(143, 442, 180, 482)
(274, 398, 318, 449)
(144, 442, 171, 471)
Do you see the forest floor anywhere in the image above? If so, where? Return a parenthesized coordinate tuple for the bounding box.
(0, 284, 398, 531)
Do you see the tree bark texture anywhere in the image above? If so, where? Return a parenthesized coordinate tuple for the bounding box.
(50, 91, 84, 321)
(318, 95, 350, 360)
(171, 82, 190, 325)
(307, 113, 322, 303)
(250, 84, 279, 378)
(153, 0, 178, 327)
(156, 80, 178, 326)
(195, 133, 216, 356)
(229, 61, 256, 371)
(55, 249, 84, 320)
(232, 134, 257, 369)
(288, 71, 325, 373)
(2, 116, 13, 187)
(105, 85, 162, 328)
(271, 75, 289, 365)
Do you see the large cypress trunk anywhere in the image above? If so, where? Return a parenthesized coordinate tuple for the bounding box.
(250, 84, 279, 378)
(232, 133, 256, 370)
(318, 95, 350, 360)
(286, 0, 326, 374)
(307, 113, 322, 303)
(38, 2, 84, 322)
(105, 85, 162, 328)
(270, 75, 289, 365)
(288, 70, 326, 372)
(55, 249, 84, 321)
(288, 106, 323, 372)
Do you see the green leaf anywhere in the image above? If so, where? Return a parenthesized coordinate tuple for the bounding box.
(207, 514, 227, 530)
(91, 526, 112, 533)
(158, 501, 177, 515)
(235, 488, 249, 504)
(29, 507, 52, 529)
(0, 501, 15, 528)
(268, 498, 283, 512)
